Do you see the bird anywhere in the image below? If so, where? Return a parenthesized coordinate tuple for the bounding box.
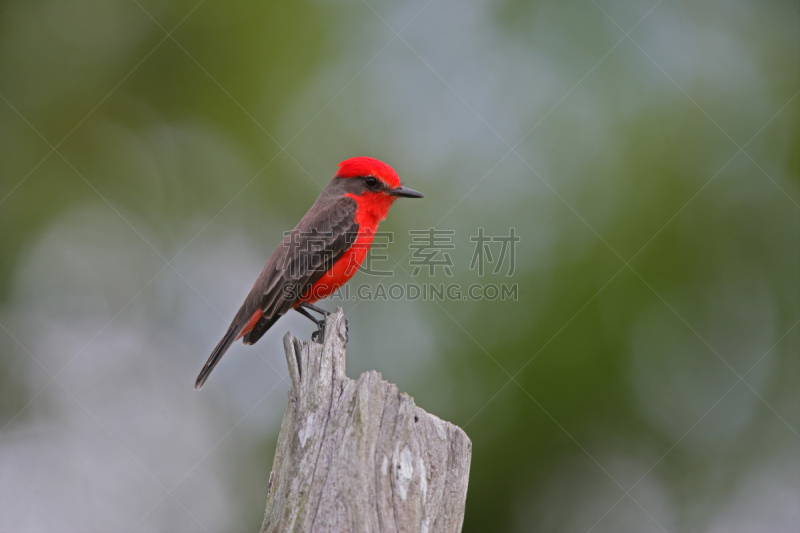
(194, 157, 423, 390)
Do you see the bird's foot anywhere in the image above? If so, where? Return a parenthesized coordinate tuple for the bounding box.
(310, 318, 326, 343)
(297, 302, 329, 343)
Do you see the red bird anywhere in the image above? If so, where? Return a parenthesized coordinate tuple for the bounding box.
(195, 157, 423, 389)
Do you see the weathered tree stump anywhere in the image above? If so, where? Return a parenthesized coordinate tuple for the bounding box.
(261, 308, 471, 533)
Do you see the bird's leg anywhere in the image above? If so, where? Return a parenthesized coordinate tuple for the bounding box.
(295, 303, 329, 343)
(299, 302, 330, 317)
(295, 307, 324, 342)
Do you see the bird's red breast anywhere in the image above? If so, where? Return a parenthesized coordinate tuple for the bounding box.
(294, 228, 375, 305)
(295, 188, 389, 304)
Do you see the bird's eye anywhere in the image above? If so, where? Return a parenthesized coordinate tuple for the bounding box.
(364, 176, 378, 188)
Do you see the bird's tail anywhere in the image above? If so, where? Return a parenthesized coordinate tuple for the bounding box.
(195, 323, 240, 390)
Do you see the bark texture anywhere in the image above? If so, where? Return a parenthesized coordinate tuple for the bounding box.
(261, 308, 471, 533)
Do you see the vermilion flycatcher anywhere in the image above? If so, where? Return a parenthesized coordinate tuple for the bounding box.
(195, 157, 423, 389)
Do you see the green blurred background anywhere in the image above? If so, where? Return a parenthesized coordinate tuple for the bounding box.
(1, 1, 797, 531)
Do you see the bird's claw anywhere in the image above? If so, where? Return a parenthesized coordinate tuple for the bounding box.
(311, 321, 325, 343)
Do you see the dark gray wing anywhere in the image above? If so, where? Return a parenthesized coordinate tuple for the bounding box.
(242, 195, 358, 344)
(195, 187, 357, 389)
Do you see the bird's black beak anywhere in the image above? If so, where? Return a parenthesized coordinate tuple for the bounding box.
(388, 185, 424, 198)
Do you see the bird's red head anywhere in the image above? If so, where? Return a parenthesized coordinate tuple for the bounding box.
(334, 156, 423, 226)
(336, 157, 401, 188)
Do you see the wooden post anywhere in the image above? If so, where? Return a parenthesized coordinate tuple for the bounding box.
(261, 308, 471, 533)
